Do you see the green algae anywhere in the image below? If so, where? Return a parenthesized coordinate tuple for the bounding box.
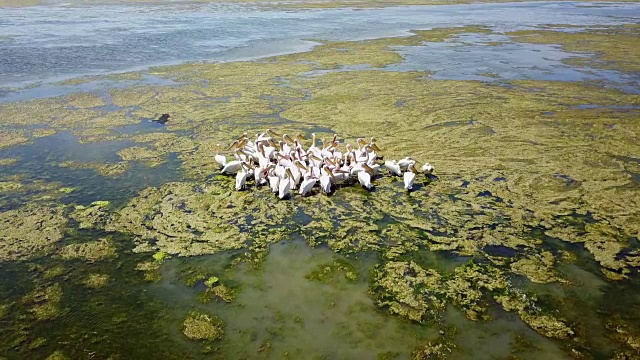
(0, 129, 29, 149)
(44, 350, 68, 360)
(0, 158, 17, 166)
(0, 303, 10, 319)
(0, 20, 637, 358)
(182, 310, 224, 341)
(117, 146, 165, 167)
(305, 259, 359, 283)
(0, 204, 67, 262)
(510, 251, 564, 284)
(57, 238, 116, 263)
(59, 160, 130, 177)
(152, 250, 171, 263)
(22, 283, 66, 321)
(135, 261, 162, 282)
(106, 181, 295, 257)
(372, 260, 573, 338)
(70, 201, 112, 229)
(82, 273, 110, 288)
(508, 25, 640, 73)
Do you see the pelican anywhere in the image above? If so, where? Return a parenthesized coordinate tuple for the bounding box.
(214, 144, 227, 168)
(421, 162, 435, 174)
(319, 167, 335, 194)
(235, 162, 251, 191)
(278, 168, 293, 199)
(358, 170, 373, 190)
(299, 176, 317, 196)
(220, 130, 429, 198)
(358, 164, 375, 190)
(222, 160, 243, 175)
(268, 172, 280, 193)
(404, 165, 417, 191)
(385, 160, 401, 176)
(398, 157, 415, 170)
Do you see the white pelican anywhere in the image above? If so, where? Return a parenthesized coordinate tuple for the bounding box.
(268, 173, 280, 193)
(222, 160, 243, 175)
(398, 157, 415, 170)
(421, 162, 435, 174)
(278, 168, 293, 199)
(358, 170, 373, 190)
(404, 165, 417, 191)
(235, 163, 250, 191)
(385, 160, 401, 176)
(214, 144, 227, 168)
(319, 167, 335, 194)
(299, 176, 317, 196)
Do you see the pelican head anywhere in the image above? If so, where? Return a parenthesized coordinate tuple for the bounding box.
(226, 140, 239, 151)
(236, 132, 248, 141)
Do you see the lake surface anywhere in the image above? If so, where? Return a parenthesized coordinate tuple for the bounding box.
(1, 1, 640, 90)
(1, 1, 640, 359)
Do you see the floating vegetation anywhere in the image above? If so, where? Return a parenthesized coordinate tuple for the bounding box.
(57, 238, 116, 263)
(0, 158, 17, 166)
(70, 201, 112, 229)
(117, 146, 165, 167)
(82, 273, 110, 288)
(0, 204, 67, 262)
(182, 310, 224, 341)
(0, 19, 638, 359)
(59, 160, 130, 177)
(135, 261, 162, 282)
(22, 283, 66, 321)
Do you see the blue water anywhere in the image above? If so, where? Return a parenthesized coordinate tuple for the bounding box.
(1, 1, 639, 91)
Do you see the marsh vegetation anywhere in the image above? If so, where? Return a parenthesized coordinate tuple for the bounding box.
(0, 2, 639, 359)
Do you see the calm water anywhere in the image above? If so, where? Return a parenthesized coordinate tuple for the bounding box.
(1, 1, 640, 90)
(1, 1, 640, 359)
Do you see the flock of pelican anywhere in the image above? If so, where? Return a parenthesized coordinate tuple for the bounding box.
(214, 130, 434, 199)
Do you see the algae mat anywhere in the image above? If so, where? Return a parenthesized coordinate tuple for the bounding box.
(0, 24, 639, 359)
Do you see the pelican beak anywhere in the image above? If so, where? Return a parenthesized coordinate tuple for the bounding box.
(370, 143, 381, 152)
(267, 128, 281, 137)
(284, 134, 294, 143)
(226, 140, 239, 151)
(285, 168, 294, 178)
(296, 133, 307, 141)
(363, 163, 375, 175)
(295, 162, 308, 171)
(358, 138, 366, 146)
(326, 167, 336, 182)
(268, 138, 279, 149)
(236, 132, 248, 141)
(310, 154, 322, 162)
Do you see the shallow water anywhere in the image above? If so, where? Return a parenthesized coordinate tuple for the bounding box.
(1, 1, 640, 359)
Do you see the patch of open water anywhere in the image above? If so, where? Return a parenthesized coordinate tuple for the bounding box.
(1, 1, 639, 93)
